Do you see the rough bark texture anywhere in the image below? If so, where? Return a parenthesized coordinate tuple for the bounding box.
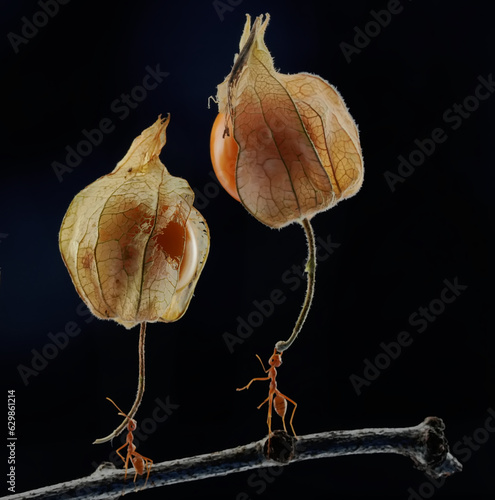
(4, 417, 461, 500)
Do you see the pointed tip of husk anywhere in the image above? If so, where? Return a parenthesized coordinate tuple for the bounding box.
(114, 114, 171, 174)
(215, 13, 273, 115)
(239, 13, 270, 54)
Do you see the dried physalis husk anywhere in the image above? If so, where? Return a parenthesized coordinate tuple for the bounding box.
(59, 115, 209, 329)
(211, 13, 364, 228)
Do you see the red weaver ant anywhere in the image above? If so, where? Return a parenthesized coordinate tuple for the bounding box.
(105, 397, 153, 484)
(237, 348, 297, 437)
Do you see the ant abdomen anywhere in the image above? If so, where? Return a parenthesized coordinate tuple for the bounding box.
(274, 394, 287, 418)
(132, 456, 145, 476)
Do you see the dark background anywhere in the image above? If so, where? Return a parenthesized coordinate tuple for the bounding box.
(1, 0, 494, 499)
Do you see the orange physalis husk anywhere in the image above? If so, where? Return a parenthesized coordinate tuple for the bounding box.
(59, 115, 209, 329)
(213, 13, 364, 229)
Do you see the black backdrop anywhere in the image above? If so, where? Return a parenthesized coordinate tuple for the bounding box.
(1, 1, 494, 499)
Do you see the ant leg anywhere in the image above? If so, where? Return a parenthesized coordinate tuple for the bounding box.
(123, 453, 131, 481)
(143, 457, 153, 486)
(237, 376, 270, 391)
(255, 354, 269, 373)
(115, 441, 132, 480)
(255, 395, 275, 437)
(288, 402, 297, 437)
(267, 393, 274, 436)
(115, 442, 128, 464)
(256, 395, 270, 410)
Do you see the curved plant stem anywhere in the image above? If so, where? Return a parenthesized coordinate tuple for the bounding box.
(93, 322, 147, 444)
(275, 218, 316, 353)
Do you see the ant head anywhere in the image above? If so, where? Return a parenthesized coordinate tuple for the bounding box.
(127, 417, 138, 431)
(269, 350, 283, 367)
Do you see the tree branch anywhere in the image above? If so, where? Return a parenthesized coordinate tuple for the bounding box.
(4, 417, 461, 500)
